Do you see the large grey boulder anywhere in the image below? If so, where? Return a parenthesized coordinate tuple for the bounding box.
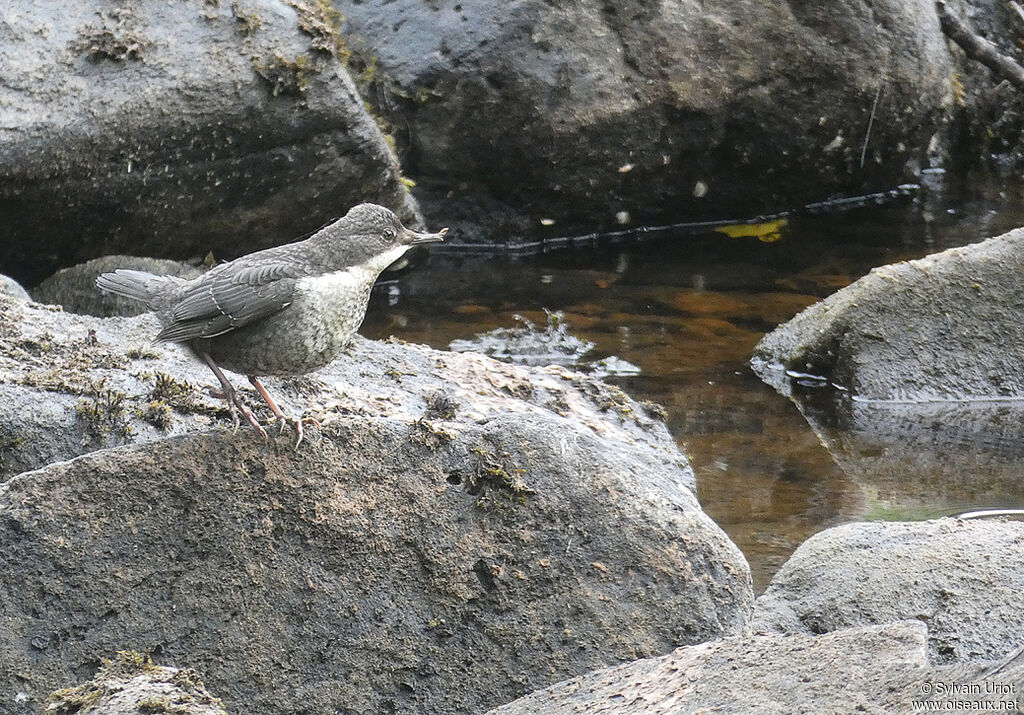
(753, 518, 1024, 663)
(0, 0, 418, 286)
(488, 621, 1024, 714)
(338, 0, 953, 238)
(0, 295, 751, 714)
(753, 227, 1024, 401)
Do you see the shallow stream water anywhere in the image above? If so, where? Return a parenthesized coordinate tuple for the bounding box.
(362, 175, 1024, 592)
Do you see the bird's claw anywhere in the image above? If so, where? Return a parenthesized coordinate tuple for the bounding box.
(273, 415, 320, 450)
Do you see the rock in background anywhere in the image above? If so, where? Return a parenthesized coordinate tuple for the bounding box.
(940, 0, 1024, 175)
(753, 227, 1024, 401)
(338, 0, 953, 238)
(0, 0, 419, 286)
(753, 518, 1024, 663)
(33, 255, 205, 317)
(0, 274, 30, 301)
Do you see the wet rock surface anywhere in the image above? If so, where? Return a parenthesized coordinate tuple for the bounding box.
(0, 0, 418, 286)
(753, 227, 1024, 401)
(0, 295, 751, 714)
(339, 0, 952, 238)
(753, 518, 1024, 663)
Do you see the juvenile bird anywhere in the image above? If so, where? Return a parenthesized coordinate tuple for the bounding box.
(97, 203, 447, 446)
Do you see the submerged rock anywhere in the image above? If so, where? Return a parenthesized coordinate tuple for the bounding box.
(753, 227, 1024, 401)
(0, 0, 418, 286)
(0, 295, 751, 713)
(753, 518, 1024, 663)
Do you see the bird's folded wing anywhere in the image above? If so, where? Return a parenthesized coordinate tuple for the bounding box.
(156, 261, 300, 342)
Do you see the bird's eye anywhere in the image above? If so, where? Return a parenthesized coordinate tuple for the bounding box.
(383, 228, 397, 241)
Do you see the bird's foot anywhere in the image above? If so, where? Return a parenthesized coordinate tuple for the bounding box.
(198, 351, 268, 442)
(274, 415, 321, 450)
(237, 398, 269, 442)
(222, 389, 266, 440)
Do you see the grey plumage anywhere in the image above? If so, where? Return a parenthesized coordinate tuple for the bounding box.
(96, 203, 447, 444)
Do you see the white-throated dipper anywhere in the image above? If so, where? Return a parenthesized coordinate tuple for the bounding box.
(96, 203, 447, 446)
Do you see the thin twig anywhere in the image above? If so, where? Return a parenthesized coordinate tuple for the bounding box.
(860, 84, 883, 169)
(936, 0, 1024, 90)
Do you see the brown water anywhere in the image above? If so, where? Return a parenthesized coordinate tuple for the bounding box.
(361, 176, 1024, 592)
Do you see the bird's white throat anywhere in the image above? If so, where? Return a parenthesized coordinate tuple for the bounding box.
(297, 244, 410, 297)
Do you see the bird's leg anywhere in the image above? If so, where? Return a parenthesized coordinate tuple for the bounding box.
(247, 376, 288, 438)
(247, 376, 319, 449)
(197, 351, 268, 441)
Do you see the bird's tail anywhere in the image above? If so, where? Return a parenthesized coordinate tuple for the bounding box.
(96, 269, 172, 309)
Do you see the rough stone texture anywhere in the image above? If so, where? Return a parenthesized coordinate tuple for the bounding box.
(0, 274, 30, 301)
(33, 255, 205, 317)
(752, 518, 1024, 664)
(43, 653, 226, 714)
(489, 621, 1024, 714)
(0, 294, 751, 714)
(338, 0, 953, 239)
(0, 0, 419, 286)
(753, 227, 1024, 401)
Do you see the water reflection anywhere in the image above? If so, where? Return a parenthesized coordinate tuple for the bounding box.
(363, 175, 1024, 592)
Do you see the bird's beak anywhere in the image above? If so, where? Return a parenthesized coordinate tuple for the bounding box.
(406, 227, 448, 245)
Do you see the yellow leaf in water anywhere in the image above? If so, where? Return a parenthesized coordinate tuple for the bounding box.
(713, 218, 788, 243)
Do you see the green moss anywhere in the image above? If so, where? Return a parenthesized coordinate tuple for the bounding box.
(125, 345, 162, 360)
(76, 386, 133, 444)
(137, 400, 174, 430)
(44, 685, 103, 714)
(639, 400, 668, 421)
(0, 424, 23, 472)
(231, 0, 262, 34)
(150, 372, 195, 406)
(411, 419, 458, 450)
(286, 0, 350, 62)
(467, 445, 533, 510)
(45, 651, 158, 713)
(414, 86, 436, 104)
(359, 54, 378, 84)
(252, 53, 318, 96)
